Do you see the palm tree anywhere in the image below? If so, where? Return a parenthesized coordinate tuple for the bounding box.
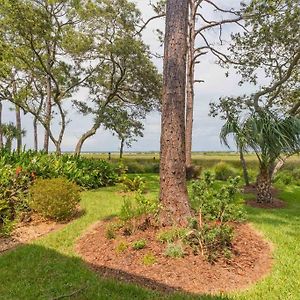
(220, 116, 250, 186)
(0, 123, 26, 152)
(221, 111, 300, 204)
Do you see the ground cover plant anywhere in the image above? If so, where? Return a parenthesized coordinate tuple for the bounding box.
(0, 174, 299, 299)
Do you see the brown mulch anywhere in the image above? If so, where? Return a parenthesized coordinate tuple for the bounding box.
(246, 199, 286, 209)
(76, 221, 273, 295)
(0, 214, 64, 254)
(0, 208, 83, 254)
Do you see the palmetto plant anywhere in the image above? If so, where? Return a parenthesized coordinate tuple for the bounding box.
(221, 111, 300, 203)
(0, 123, 25, 152)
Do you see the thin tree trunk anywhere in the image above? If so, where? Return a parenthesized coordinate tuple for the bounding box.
(273, 155, 289, 176)
(0, 101, 3, 149)
(239, 146, 250, 186)
(75, 121, 101, 156)
(33, 117, 38, 151)
(159, 0, 191, 226)
(44, 74, 52, 153)
(15, 105, 22, 152)
(185, 0, 196, 169)
(256, 167, 273, 203)
(120, 138, 125, 159)
(12, 79, 22, 152)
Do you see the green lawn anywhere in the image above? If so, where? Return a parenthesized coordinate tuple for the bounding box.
(0, 175, 299, 300)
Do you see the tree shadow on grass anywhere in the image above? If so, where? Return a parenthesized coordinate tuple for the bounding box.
(0, 244, 231, 300)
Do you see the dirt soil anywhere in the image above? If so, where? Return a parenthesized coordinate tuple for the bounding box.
(246, 199, 286, 209)
(0, 214, 65, 254)
(76, 221, 273, 295)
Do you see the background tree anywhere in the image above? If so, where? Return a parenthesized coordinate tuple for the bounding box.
(159, 0, 191, 226)
(74, 34, 161, 155)
(0, 0, 96, 154)
(103, 108, 144, 159)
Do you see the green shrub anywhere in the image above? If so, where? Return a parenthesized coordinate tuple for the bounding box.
(164, 242, 185, 258)
(142, 252, 156, 266)
(214, 162, 237, 181)
(132, 239, 146, 250)
(29, 178, 81, 221)
(120, 175, 145, 192)
(190, 172, 245, 223)
(184, 224, 234, 262)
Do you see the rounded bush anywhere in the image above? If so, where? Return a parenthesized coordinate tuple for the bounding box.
(214, 162, 237, 181)
(29, 178, 81, 221)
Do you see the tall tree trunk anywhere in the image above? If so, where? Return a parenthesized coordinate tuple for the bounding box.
(239, 146, 250, 186)
(120, 138, 125, 159)
(15, 105, 22, 152)
(159, 0, 191, 226)
(33, 117, 38, 151)
(0, 101, 3, 149)
(75, 121, 101, 156)
(256, 167, 273, 204)
(185, 0, 196, 169)
(44, 74, 52, 153)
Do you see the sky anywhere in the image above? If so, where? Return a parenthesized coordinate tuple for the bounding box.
(1, 0, 256, 153)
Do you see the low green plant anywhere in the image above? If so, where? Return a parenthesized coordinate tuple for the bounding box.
(29, 178, 81, 221)
(164, 242, 185, 258)
(119, 191, 158, 222)
(157, 227, 188, 243)
(132, 239, 146, 250)
(214, 162, 237, 181)
(142, 252, 156, 266)
(115, 241, 129, 254)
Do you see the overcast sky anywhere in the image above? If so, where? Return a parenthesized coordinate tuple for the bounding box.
(2, 0, 256, 153)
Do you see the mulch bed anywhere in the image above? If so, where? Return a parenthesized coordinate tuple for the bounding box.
(0, 208, 83, 254)
(76, 221, 273, 295)
(246, 199, 286, 209)
(0, 214, 64, 254)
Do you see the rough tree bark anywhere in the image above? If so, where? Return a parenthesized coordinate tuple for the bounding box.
(256, 167, 273, 203)
(0, 101, 3, 149)
(159, 0, 192, 226)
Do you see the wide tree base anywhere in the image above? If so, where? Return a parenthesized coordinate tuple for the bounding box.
(76, 221, 272, 295)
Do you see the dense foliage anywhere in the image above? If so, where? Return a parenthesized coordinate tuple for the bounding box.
(0, 150, 117, 189)
(29, 178, 81, 221)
